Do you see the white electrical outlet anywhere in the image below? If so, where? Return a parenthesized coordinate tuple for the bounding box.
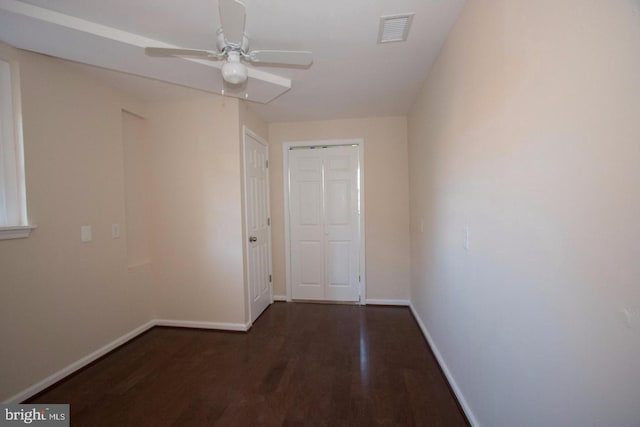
(463, 227, 470, 251)
(112, 224, 120, 238)
(81, 225, 92, 242)
(623, 307, 640, 329)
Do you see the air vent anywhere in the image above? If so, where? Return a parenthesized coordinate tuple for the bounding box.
(378, 13, 415, 43)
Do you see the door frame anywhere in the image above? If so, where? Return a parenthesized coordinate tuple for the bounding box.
(282, 138, 366, 304)
(242, 126, 273, 325)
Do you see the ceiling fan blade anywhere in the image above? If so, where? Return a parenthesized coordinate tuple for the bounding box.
(248, 50, 313, 66)
(145, 47, 221, 59)
(219, 0, 246, 46)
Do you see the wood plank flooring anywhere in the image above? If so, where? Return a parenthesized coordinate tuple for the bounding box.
(28, 303, 469, 426)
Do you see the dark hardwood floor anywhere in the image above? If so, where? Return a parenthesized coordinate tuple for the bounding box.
(29, 303, 469, 426)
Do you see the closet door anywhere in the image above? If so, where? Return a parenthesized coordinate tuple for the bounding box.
(323, 146, 359, 301)
(290, 148, 325, 300)
(289, 145, 360, 302)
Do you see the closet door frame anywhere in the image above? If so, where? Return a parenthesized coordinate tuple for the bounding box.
(283, 139, 366, 304)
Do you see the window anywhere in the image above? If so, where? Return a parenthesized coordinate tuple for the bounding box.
(0, 45, 34, 239)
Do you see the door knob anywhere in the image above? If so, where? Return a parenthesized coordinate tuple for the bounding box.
(249, 236, 257, 242)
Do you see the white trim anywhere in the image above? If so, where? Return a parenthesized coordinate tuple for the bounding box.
(282, 139, 366, 304)
(155, 319, 251, 332)
(3, 317, 255, 403)
(3, 320, 155, 404)
(0, 224, 36, 240)
(282, 143, 292, 302)
(0, 43, 30, 230)
(242, 126, 273, 324)
(273, 295, 287, 302)
(409, 303, 480, 427)
(365, 299, 409, 306)
(359, 142, 367, 306)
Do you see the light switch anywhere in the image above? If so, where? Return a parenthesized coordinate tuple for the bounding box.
(81, 225, 92, 242)
(112, 224, 120, 238)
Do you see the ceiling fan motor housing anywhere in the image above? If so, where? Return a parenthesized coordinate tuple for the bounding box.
(216, 28, 249, 53)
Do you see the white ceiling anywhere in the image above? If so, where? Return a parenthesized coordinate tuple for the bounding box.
(0, 0, 465, 122)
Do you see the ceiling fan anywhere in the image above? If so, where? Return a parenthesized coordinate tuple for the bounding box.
(145, 0, 313, 86)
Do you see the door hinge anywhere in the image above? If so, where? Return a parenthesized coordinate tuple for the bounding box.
(267, 217, 270, 226)
(359, 275, 361, 282)
(269, 274, 272, 283)
(266, 159, 269, 168)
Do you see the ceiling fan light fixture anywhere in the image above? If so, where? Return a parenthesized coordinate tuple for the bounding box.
(222, 51, 248, 84)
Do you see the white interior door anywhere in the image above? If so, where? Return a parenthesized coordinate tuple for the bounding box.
(289, 145, 360, 302)
(244, 130, 272, 322)
(323, 146, 360, 301)
(289, 148, 325, 300)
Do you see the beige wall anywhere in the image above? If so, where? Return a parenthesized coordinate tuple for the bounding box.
(408, 0, 640, 425)
(269, 117, 411, 301)
(122, 110, 152, 268)
(239, 101, 268, 141)
(0, 50, 260, 401)
(147, 95, 247, 325)
(0, 50, 154, 402)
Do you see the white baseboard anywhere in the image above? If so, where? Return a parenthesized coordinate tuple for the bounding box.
(3, 320, 156, 404)
(408, 303, 479, 427)
(10, 307, 470, 411)
(154, 319, 250, 332)
(273, 296, 408, 305)
(365, 299, 410, 306)
(4, 317, 252, 404)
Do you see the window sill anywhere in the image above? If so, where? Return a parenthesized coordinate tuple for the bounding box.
(0, 225, 37, 240)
